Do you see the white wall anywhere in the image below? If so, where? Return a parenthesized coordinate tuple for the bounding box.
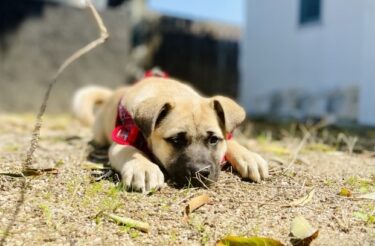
(359, 0, 375, 125)
(241, 0, 369, 123)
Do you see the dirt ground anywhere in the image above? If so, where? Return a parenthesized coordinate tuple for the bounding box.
(0, 114, 374, 245)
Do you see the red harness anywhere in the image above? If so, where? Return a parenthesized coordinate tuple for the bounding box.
(111, 69, 231, 165)
(111, 69, 168, 156)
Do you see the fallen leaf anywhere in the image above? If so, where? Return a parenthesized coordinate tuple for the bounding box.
(357, 192, 375, 200)
(290, 216, 319, 246)
(82, 162, 109, 170)
(102, 212, 150, 232)
(183, 194, 211, 222)
(338, 187, 352, 197)
(287, 189, 315, 207)
(216, 236, 285, 246)
(0, 172, 24, 178)
(22, 168, 58, 176)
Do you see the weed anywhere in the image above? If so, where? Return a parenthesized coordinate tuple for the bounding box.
(353, 211, 375, 225)
(345, 176, 375, 193)
(256, 131, 272, 144)
(353, 203, 375, 225)
(129, 230, 140, 238)
(67, 180, 76, 195)
(323, 178, 336, 187)
(189, 215, 210, 245)
(0, 229, 10, 237)
(39, 203, 53, 226)
(2, 144, 19, 152)
(55, 159, 65, 167)
(169, 230, 178, 244)
(160, 203, 171, 212)
(303, 143, 336, 153)
(42, 191, 53, 201)
(250, 224, 261, 235)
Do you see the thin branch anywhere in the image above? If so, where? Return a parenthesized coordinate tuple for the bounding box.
(0, 1, 108, 245)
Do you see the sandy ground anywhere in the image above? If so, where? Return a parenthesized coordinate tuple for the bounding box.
(0, 114, 374, 245)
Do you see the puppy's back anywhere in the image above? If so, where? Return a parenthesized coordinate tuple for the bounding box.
(72, 85, 113, 126)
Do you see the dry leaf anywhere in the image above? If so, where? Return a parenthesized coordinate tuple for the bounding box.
(102, 212, 150, 232)
(290, 216, 319, 246)
(183, 194, 211, 222)
(338, 187, 352, 197)
(357, 192, 375, 200)
(0, 172, 24, 178)
(82, 162, 109, 170)
(288, 189, 315, 207)
(216, 235, 285, 246)
(22, 168, 59, 176)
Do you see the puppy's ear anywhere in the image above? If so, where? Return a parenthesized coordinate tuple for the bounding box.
(211, 96, 246, 133)
(131, 98, 174, 137)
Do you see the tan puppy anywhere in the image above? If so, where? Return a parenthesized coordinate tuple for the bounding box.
(73, 77, 268, 191)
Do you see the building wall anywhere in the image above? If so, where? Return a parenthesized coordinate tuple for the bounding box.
(359, 0, 375, 125)
(241, 0, 370, 123)
(0, 3, 132, 113)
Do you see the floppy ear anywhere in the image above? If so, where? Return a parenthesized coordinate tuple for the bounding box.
(129, 98, 174, 137)
(211, 96, 246, 133)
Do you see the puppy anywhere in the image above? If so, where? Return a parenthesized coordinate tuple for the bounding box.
(73, 76, 268, 191)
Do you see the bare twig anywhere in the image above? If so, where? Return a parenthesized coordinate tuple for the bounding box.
(102, 212, 150, 233)
(0, 2, 108, 245)
(283, 130, 311, 174)
(337, 133, 358, 155)
(24, 0, 108, 170)
(332, 215, 349, 232)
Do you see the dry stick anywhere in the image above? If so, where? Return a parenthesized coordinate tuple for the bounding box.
(282, 130, 311, 174)
(0, 2, 108, 245)
(283, 119, 331, 174)
(102, 212, 150, 233)
(24, 1, 108, 169)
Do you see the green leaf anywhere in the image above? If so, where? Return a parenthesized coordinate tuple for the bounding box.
(216, 236, 285, 246)
(338, 187, 352, 197)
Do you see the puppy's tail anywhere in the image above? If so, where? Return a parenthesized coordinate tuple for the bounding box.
(72, 85, 113, 126)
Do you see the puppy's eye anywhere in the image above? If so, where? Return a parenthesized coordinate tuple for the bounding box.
(165, 134, 187, 148)
(208, 136, 221, 146)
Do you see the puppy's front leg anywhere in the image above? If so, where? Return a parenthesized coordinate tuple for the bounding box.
(225, 139, 269, 182)
(109, 143, 164, 192)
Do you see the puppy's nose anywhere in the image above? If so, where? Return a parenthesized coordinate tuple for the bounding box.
(189, 165, 211, 178)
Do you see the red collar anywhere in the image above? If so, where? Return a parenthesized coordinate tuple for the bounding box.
(112, 103, 141, 146)
(111, 69, 168, 155)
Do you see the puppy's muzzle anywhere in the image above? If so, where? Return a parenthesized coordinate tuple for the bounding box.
(170, 156, 219, 188)
(188, 163, 211, 179)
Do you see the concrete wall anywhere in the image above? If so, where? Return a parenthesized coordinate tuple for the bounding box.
(359, 0, 375, 125)
(241, 0, 372, 124)
(0, 3, 132, 113)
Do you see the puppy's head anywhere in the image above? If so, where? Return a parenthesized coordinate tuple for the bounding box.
(131, 96, 245, 187)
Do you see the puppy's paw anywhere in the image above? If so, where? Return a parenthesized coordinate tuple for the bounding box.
(231, 150, 269, 182)
(121, 160, 164, 192)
